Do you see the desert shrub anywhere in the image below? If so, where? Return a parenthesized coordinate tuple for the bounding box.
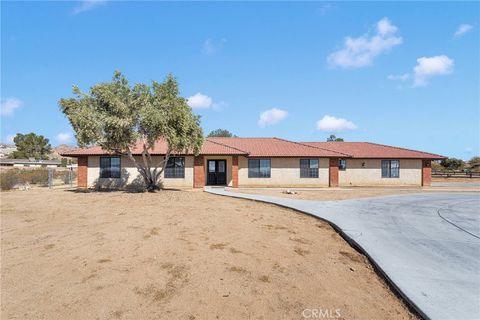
(0, 169, 24, 190)
(57, 170, 77, 184)
(25, 169, 49, 185)
(0, 168, 51, 190)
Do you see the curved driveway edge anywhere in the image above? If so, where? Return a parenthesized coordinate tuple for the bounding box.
(205, 187, 480, 320)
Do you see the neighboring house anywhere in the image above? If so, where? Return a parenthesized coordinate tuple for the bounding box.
(0, 158, 62, 168)
(61, 137, 445, 189)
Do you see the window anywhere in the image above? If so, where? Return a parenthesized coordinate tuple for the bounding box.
(248, 159, 271, 178)
(100, 156, 121, 178)
(339, 159, 346, 171)
(381, 160, 400, 178)
(300, 159, 319, 178)
(165, 157, 185, 178)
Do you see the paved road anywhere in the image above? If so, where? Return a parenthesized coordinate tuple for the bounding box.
(206, 188, 480, 320)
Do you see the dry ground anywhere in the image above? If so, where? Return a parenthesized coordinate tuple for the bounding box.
(232, 183, 479, 201)
(432, 177, 480, 183)
(1, 188, 416, 320)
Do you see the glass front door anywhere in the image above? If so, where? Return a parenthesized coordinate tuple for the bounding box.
(207, 160, 227, 185)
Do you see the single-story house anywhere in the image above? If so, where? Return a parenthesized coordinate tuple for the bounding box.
(0, 158, 62, 168)
(61, 137, 445, 189)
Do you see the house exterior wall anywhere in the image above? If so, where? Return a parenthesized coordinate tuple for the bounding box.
(194, 155, 205, 188)
(78, 156, 88, 188)
(86, 155, 194, 189)
(422, 160, 432, 186)
(237, 157, 330, 187)
(83, 155, 426, 189)
(338, 159, 422, 186)
(329, 158, 339, 187)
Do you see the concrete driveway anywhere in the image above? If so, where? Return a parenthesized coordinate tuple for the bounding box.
(206, 188, 480, 320)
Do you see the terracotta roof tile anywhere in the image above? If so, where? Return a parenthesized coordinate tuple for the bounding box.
(60, 138, 445, 159)
(302, 142, 446, 159)
(206, 137, 347, 157)
(60, 139, 247, 156)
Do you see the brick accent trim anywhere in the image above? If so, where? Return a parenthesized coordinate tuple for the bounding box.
(77, 156, 88, 188)
(232, 156, 239, 188)
(422, 160, 432, 187)
(329, 158, 339, 187)
(194, 155, 205, 188)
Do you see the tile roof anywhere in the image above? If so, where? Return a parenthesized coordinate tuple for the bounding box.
(302, 142, 446, 159)
(60, 139, 248, 157)
(206, 137, 348, 157)
(60, 138, 445, 159)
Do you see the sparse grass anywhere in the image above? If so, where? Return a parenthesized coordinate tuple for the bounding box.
(228, 266, 248, 274)
(209, 243, 228, 250)
(293, 247, 310, 256)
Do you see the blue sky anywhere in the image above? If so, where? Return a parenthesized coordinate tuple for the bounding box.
(1, 1, 479, 159)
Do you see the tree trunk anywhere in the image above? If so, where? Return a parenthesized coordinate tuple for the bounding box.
(125, 146, 169, 192)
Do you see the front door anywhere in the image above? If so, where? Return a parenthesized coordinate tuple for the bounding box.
(207, 160, 227, 185)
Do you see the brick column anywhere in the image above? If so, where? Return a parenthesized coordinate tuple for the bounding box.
(329, 158, 339, 187)
(422, 160, 432, 186)
(194, 155, 205, 188)
(232, 156, 239, 188)
(77, 156, 88, 188)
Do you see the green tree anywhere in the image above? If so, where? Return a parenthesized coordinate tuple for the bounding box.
(440, 158, 464, 170)
(207, 129, 237, 138)
(10, 133, 52, 159)
(326, 134, 344, 142)
(59, 71, 203, 191)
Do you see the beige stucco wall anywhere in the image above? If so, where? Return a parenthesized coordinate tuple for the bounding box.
(87, 155, 194, 189)
(338, 159, 422, 186)
(238, 157, 330, 187)
(203, 155, 233, 187)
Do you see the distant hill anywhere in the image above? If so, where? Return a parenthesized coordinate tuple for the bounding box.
(0, 143, 77, 160)
(0, 143, 16, 158)
(50, 144, 77, 160)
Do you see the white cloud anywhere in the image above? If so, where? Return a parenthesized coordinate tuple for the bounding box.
(0, 97, 23, 116)
(454, 24, 473, 37)
(202, 38, 226, 55)
(328, 17, 402, 69)
(186, 93, 226, 111)
(56, 132, 73, 144)
(413, 55, 454, 87)
(387, 73, 410, 81)
(72, 0, 106, 15)
(465, 147, 473, 154)
(187, 93, 213, 109)
(316, 115, 357, 132)
(258, 108, 288, 128)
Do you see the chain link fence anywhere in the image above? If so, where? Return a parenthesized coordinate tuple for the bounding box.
(0, 167, 77, 190)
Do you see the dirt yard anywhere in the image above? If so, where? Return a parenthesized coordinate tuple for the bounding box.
(1, 188, 416, 320)
(232, 183, 479, 201)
